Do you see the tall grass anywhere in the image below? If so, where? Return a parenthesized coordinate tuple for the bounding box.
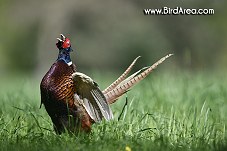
(0, 71, 226, 151)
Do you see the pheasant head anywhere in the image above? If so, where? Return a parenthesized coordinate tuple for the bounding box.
(56, 34, 73, 66)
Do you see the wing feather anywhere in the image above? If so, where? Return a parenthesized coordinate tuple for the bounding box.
(72, 72, 113, 122)
(91, 90, 113, 120)
(83, 98, 101, 121)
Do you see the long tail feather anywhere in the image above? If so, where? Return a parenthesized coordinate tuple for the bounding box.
(116, 66, 149, 87)
(102, 56, 141, 94)
(105, 54, 173, 104)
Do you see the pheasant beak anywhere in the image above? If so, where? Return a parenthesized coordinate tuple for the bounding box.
(60, 34, 66, 41)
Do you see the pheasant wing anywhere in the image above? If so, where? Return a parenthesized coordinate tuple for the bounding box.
(72, 72, 113, 122)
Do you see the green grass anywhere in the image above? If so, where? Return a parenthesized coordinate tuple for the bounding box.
(0, 71, 227, 151)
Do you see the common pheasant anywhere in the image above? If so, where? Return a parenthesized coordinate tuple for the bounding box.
(40, 34, 173, 134)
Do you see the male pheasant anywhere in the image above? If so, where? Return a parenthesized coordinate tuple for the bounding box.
(40, 34, 173, 134)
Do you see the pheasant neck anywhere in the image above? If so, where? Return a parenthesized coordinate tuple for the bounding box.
(57, 50, 72, 66)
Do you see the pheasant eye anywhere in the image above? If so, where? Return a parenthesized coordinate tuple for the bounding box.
(62, 38, 71, 49)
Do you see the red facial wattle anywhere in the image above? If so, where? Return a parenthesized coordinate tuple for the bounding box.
(62, 38, 71, 49)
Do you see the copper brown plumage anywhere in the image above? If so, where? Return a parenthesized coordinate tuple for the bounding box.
(40, 61, 91, 133)
(40, 34, 173, 134)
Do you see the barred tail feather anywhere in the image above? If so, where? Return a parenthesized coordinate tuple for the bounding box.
(105, 54, 173, 104)
(102, 56, 141, 94)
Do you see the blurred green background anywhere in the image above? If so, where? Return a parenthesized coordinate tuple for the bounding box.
(0, 0, 227, 78)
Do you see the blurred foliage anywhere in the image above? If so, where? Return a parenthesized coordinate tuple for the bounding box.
(0, 0, 227, 76)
